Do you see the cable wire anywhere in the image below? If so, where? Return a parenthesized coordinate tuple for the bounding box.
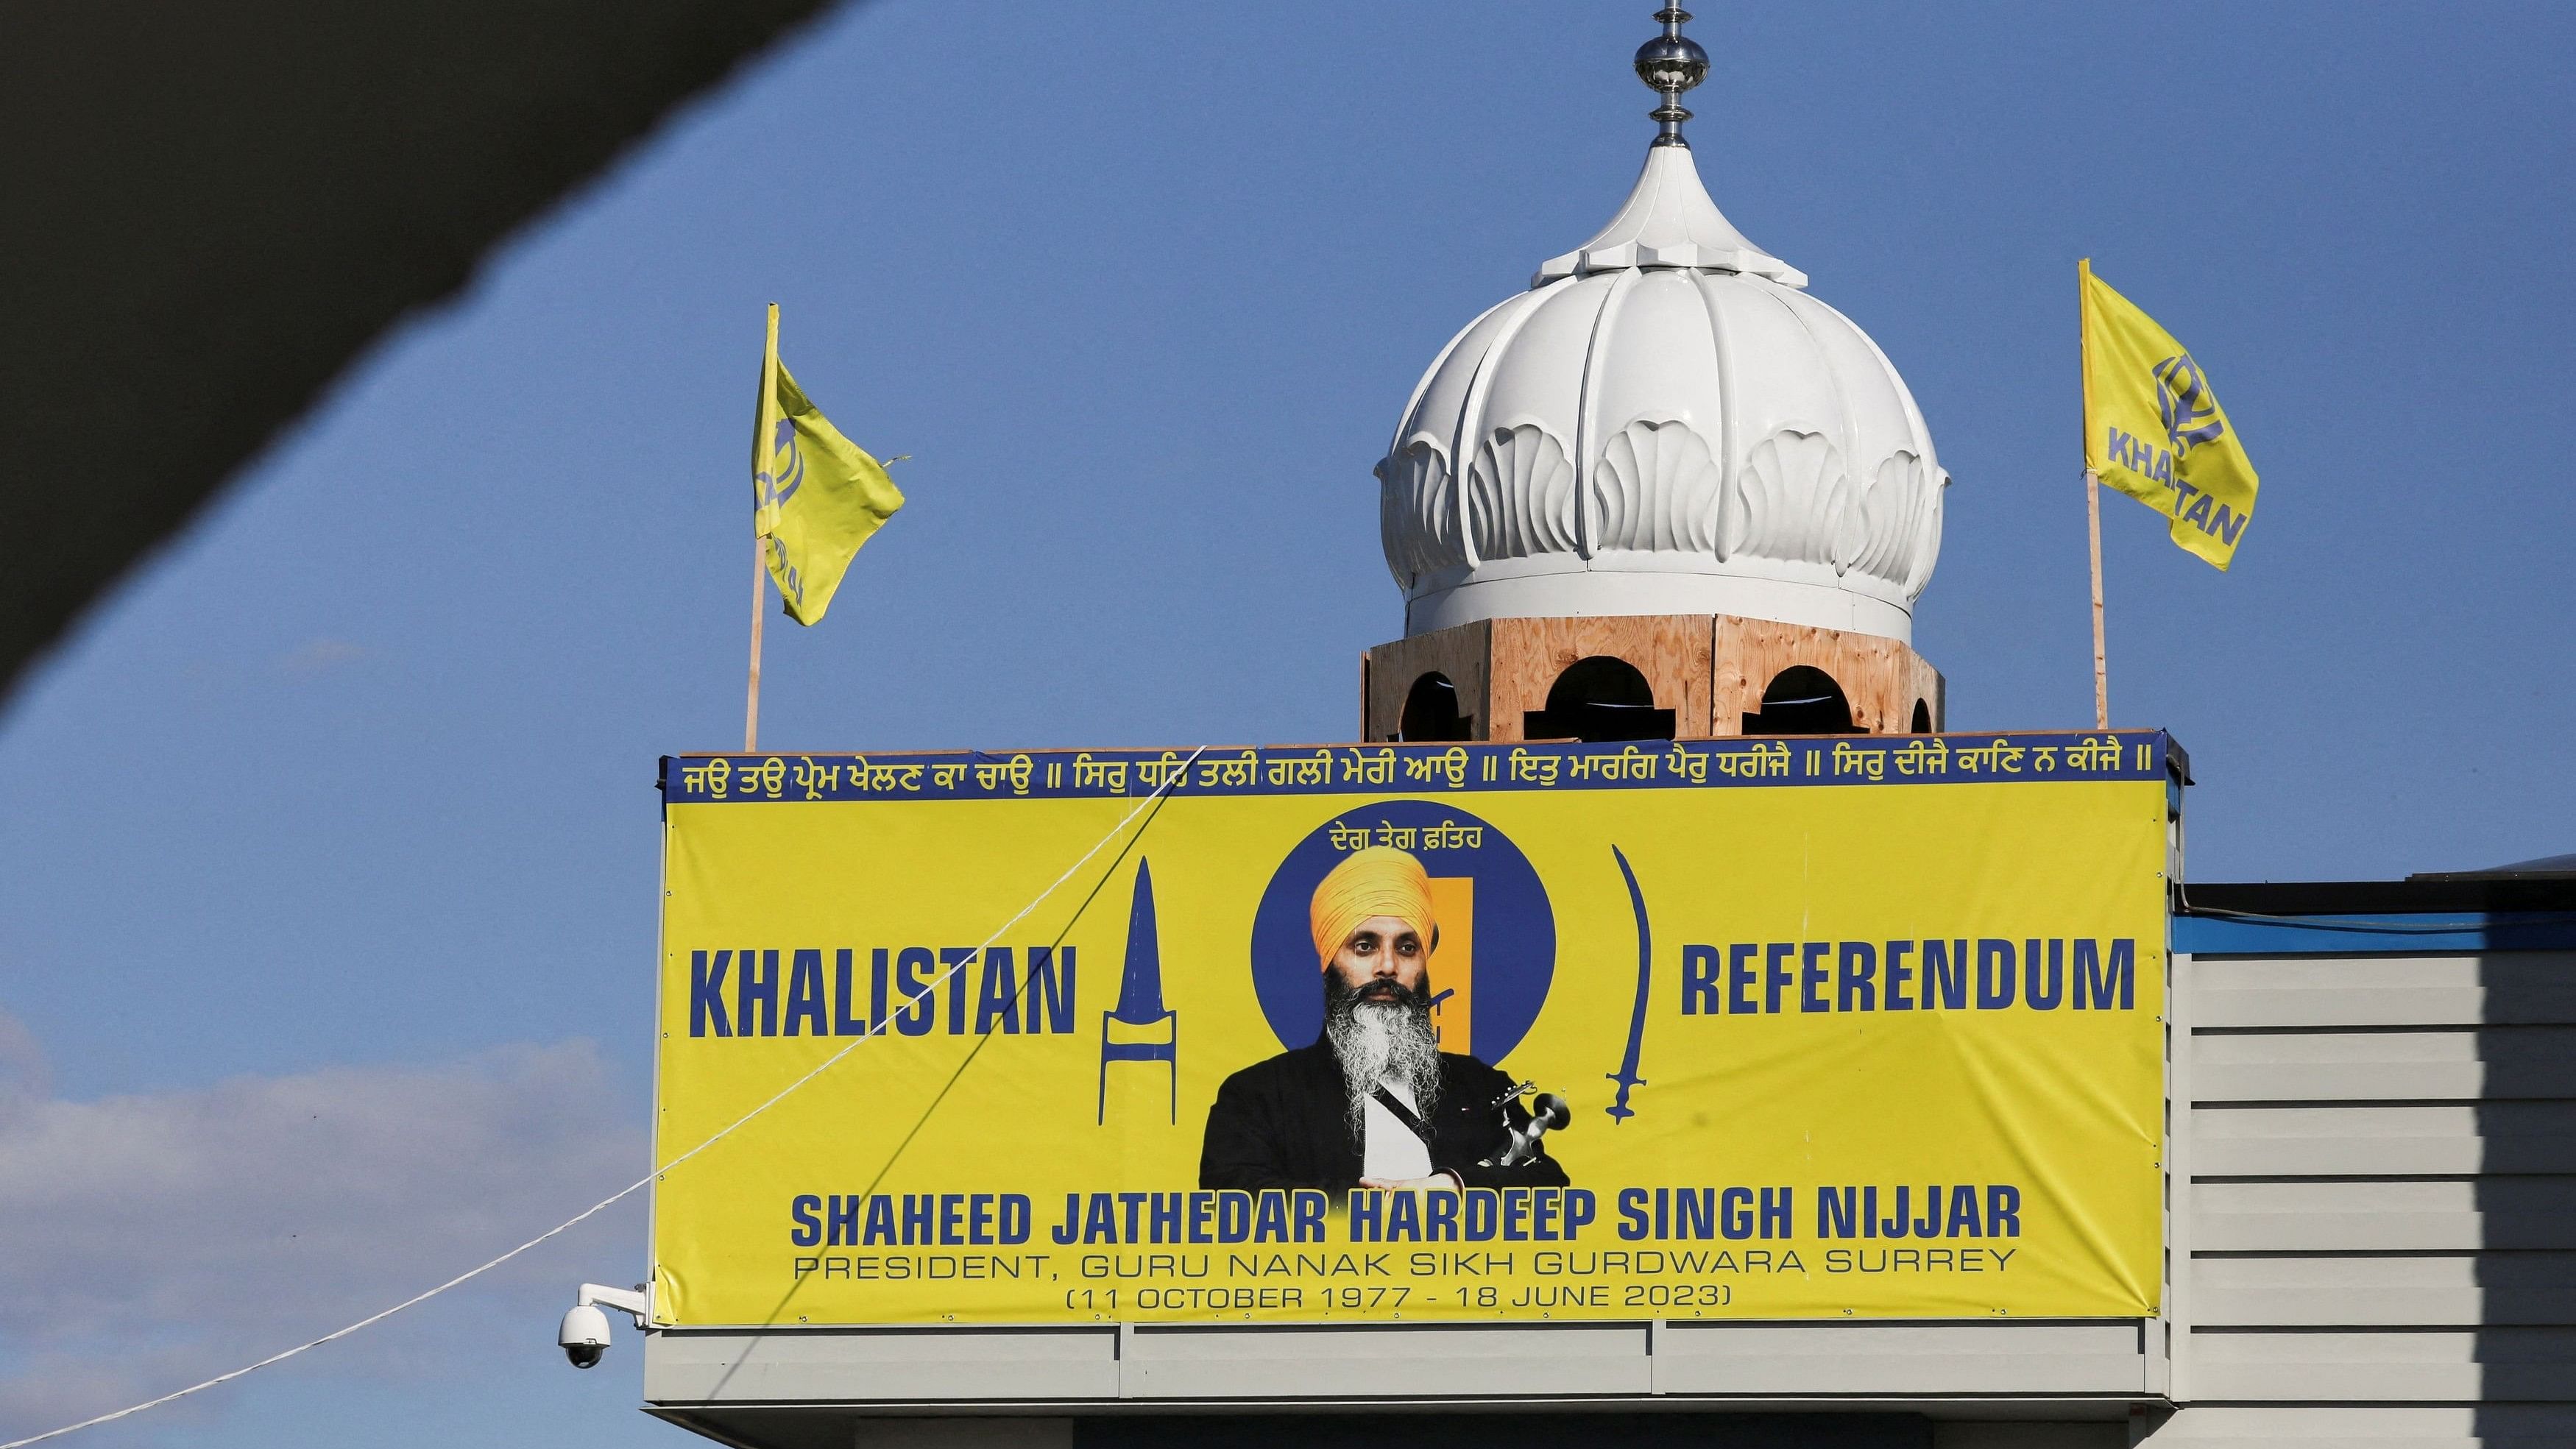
(0, 748, 1204, 1449)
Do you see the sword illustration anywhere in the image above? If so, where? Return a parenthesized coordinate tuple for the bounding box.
(1604, 844, 1651, 1123)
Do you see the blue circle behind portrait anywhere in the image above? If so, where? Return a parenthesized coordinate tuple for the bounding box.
(1249, 801, 1555, 1063)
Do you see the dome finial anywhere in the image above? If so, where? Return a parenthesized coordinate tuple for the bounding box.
(1634, 7, 1709, 149)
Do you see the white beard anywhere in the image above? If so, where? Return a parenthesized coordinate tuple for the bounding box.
(1325, 996, 1443, 1143)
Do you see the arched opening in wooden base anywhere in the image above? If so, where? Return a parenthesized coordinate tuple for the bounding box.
(1741, 665, 1858, 736)
(1360, 614, 1944, 743)
(1524, 656, 1676, 743)
(1397, 670, 1472, 743)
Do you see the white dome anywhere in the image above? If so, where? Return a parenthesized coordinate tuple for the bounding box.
(1376, 144, 1946, 642)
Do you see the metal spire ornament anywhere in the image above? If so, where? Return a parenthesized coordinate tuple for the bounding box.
(1633, 7, 1710, 149)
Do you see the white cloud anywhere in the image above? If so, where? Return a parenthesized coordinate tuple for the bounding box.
(0, 1021, 646, 1441)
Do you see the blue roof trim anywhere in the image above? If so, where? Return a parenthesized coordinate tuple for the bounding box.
(2173, 911, 2576, 956)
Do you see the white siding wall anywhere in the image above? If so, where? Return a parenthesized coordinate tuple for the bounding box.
(2147, 951, 2576, 1446)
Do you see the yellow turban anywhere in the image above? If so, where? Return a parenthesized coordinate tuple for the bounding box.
(1309, 846, 1437, 968)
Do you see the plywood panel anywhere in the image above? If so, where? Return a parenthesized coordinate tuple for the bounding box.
(1486, 614, 1713, 740)
(1710, 616, 1942, 736)
(1366, 614, 1945, 744)
(1359, 620, 1493, 742)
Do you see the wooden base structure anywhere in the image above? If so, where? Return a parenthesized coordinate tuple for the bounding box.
(1362, 614, 1945, 743)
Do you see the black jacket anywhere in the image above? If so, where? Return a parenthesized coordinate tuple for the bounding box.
(1198, 1041, 1570, 1194)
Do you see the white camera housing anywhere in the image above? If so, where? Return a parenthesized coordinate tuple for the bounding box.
(557, 1305, 611, 1369)
(558, 1283, 651, 1370)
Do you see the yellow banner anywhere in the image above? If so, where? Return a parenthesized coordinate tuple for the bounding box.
(652, 737, 2168, 1327)
(2081, 260, 2260, 569)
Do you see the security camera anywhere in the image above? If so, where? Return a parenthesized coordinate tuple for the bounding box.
(559, 1283, 651, 1370)
(559, 1304, 612, 1369)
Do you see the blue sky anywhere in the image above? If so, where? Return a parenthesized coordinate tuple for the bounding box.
(3, 2, 2571, 1443)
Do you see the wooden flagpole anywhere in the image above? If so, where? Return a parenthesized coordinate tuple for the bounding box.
(746, 536, 768, 752)
(2078, 259, 2109, 730)
(2086, 470, 2109, 730)
(746, 302, 781, 753)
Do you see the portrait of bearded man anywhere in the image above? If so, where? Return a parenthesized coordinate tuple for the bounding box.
(1199, 845, 1569, 1194)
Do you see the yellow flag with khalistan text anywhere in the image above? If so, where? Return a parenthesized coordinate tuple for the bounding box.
(2080, 260, 2258, 570)
(753, 316, 904, 626)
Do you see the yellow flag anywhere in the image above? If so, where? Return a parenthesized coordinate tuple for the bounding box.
(752, 307, 904, 626)
(2080, 261, 2259, 570)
